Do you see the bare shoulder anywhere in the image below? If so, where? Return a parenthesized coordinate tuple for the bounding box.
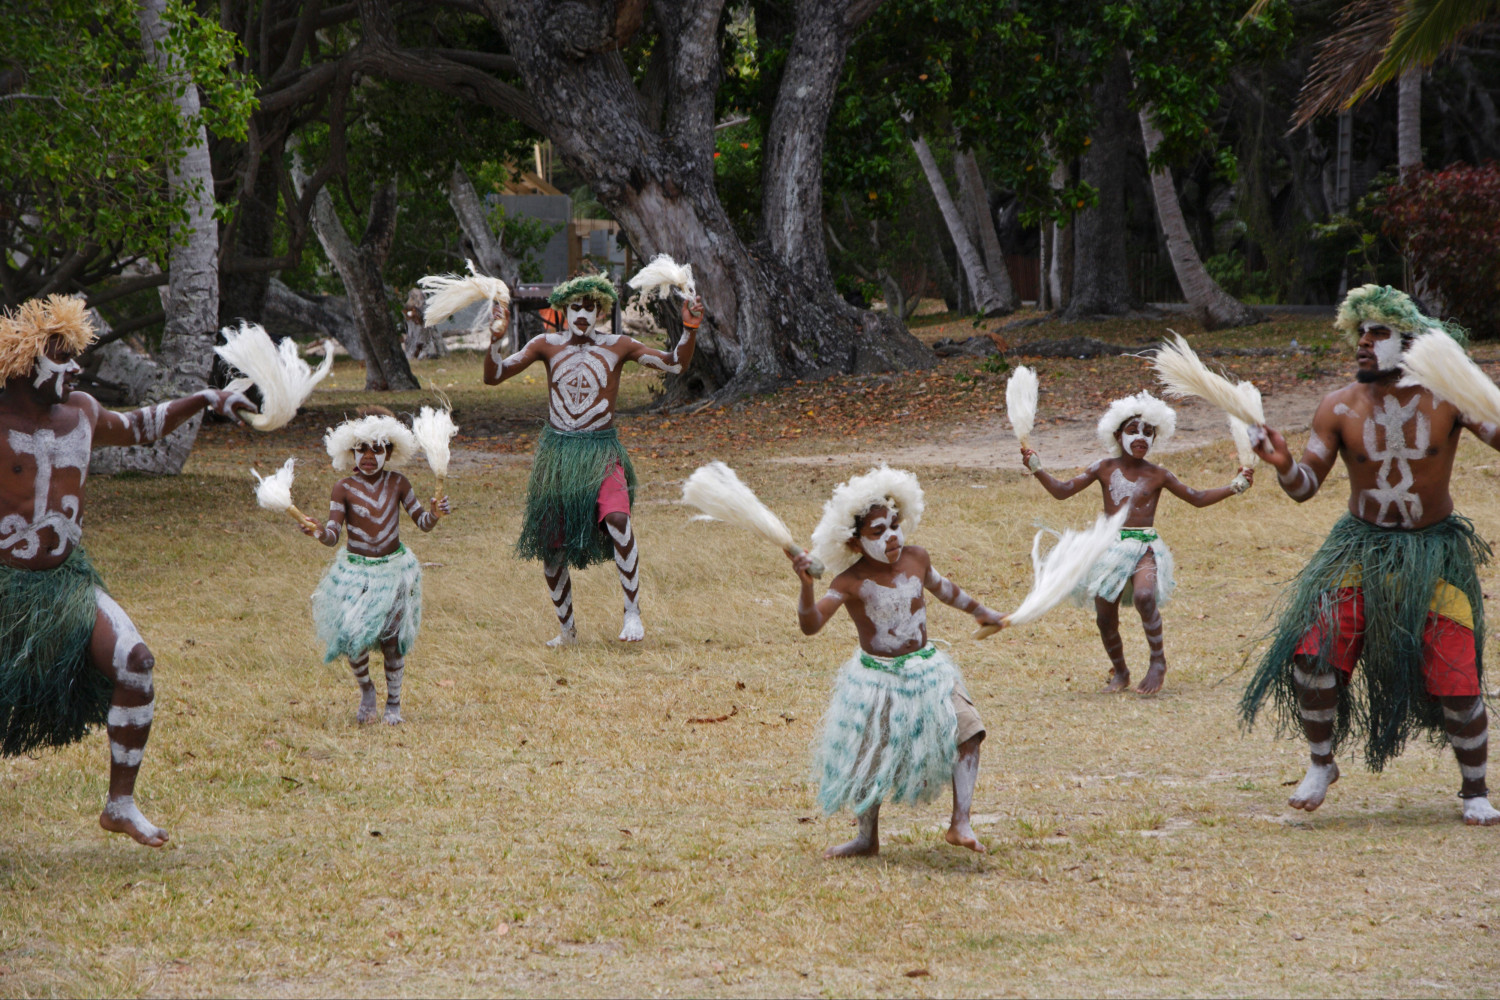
(899, 544, 931, 568)
(1320, 381, 1365, 415)
(1087, 457, 1112, 476)
(62, 390, 103, 420)
(388, 470, 414, 492)
(830, 565, 864, 596)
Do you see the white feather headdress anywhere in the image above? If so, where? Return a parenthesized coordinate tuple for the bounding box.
(627, 253, 697, 303)
(1096, 392, 1176, 457)
(419, 260, 512, 339)
(324, 414, 417, 474)
(809, 466, 925, 578)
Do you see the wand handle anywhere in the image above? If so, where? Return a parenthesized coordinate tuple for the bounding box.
(782, 543, 823, 579)
(972, 617, 1010, 640)
(434, 475, 447, 516)
(286, 505, 320, 533)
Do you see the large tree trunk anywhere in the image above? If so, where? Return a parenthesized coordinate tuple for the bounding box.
(1062, 52, 1134, 320)
(911, 136, 1011, 317)
(403, 287, 447, 358)
(447, 162, 522, 287)
(307, 179, 418, 390)
(264, 278, 365, 360)
(1137, 105, 1262, 330)
(954, 149, 1016, 311)
(92, 0, 219, 475)
(484, 0, 932, 402)
(218, 154, 280, 330)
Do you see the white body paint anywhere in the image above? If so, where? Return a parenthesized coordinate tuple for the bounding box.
(547, 341, 623, 431)
(0, 415, 91, 558)
(857, 574, 926, 654)
(1463, 797, 1500, 823)
(1291, 761, 1338, 808)
(1358, 394, 1428, 527)
(1107, 468, 1142, 507)
(1305, 434, 1332, 462)
(103, 795, 162, 840)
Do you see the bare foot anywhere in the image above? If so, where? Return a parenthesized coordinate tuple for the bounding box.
(945, 822, 987, 853)
(618, 612, 644, 642)
(356, 689, 379, 724)
(1463, 796, 1500, 826)
(1289, 761, 1339, 811)
(383, 707, 403, 726)
(1104, 668, 1130, 693)
(99, 796, 169, 847)
(546, 625, 578, 649)
(824, 834, 879, 858)
(1137, 662, 1166, 696)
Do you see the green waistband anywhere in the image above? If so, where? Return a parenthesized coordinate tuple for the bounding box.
(542, 424, 620, 442)
(1120, 528, 1158, 542)
(859, 643, 937, 673)
(345, 544, 406, 566)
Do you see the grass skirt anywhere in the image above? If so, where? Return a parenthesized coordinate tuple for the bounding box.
(1240, 513, 1488, 771)
(311, 545, 422, 662)
(815, 643, 959, 816)
(515, 425, 637, 570)
(0, 548, 111, 757)
(1074, 530, 1175, 606)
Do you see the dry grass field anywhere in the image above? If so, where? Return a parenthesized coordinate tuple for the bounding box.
(5, 320, 1500, 997)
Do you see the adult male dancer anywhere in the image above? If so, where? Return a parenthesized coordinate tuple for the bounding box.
(484, 273, 704, 644)
(0, 295, 253, 845)
(1243, 284, 1500, 825)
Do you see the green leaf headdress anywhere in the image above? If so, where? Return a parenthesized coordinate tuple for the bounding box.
(548, 274, 619, 309)
(1335, 283, 1468, 347)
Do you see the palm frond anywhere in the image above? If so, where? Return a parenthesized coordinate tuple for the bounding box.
(1291, 0, 1402, 129)
(1354, 0, 1500, 100)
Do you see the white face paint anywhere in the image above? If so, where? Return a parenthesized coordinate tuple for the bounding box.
(354, 444, 387, 475)
(857, 510, 904, 564)
(566, 299, 599, 339)
(32, 355, 80, 399)
(1362, 322, 1405, 372)
(1118, 418, 1154, 458)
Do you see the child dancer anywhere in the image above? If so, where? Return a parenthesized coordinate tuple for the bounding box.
(305, 407, 449, 724)
(789, 466, 1006, 858)
(1020, 391, 1252, 694)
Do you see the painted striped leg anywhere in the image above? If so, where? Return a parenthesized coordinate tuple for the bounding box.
(349, 650, 379, 723)
(606, 513, 643, 641)
(543, 557, 577, 647)
(381, 642, 405, 726)
(1133, 554, 1167, 695)
(89, 589, 167, 847)
(1094, 597, 1130, 692)
(1442, 696, 1500, 824)
(1288, 657, 1340, 811)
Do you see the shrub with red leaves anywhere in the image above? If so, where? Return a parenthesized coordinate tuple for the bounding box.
(1376, 162, 1500, 339)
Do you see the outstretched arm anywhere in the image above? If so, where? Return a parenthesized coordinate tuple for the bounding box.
(83, 387, 253, 448)
(398, 476, 448, 531)
(924, 562, 1006, 628)
(625, 297, 703, 374)
(787, 550, 846, 635)
(1020, 449, 1100, 500)
(483, 328, 545, 386)
(305, 481, 346, 546)
(1461, 414, 1500, 452)
(1163, 466, 1254, 508)
(1252, 397, 1340, 502)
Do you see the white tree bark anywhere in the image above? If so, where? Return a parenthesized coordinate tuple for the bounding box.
(447, 162, 521, 286)
(1398, 67, 1422, 181)
(954, 149, 1016, 310)
(92, 0, 219, 475)
(265, 277, 364, 360)
(1138, 104, 1262, 330)
(911, 136, 1009, 316)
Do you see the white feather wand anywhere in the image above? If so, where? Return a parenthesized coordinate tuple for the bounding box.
(419, 260, 512, 342)
(1399, 330, 1500, 427)
(974, 509, 1128, 639)
(411, 405, 459, 511)
(627, 253, 697, 304)
(1225, 380, 1264, 491)
(252, 458, 319, 531)
(216, 323, 334, 431)
(1151, 330, 1266, 427)
(1006, 365, 1040, 470)
(681, 461, 823, 577)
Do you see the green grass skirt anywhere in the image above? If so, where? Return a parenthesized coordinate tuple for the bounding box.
(1240, 513, 1488, 771)
(311, 545, 422, 662)
(0, 548, 111, 757)
(515, 425, 636, 570)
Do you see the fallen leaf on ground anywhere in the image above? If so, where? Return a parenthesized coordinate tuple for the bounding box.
(687, 705, 738, 724)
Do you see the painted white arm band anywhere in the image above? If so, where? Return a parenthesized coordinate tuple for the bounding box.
(1278, 462, 1318, 500)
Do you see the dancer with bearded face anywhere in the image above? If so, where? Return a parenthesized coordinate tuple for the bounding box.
(790, 467, 1006, 858)
(305, 407, 448, 725)
(1242, 285, 1500, 825)
(0, 296, 256, 847)
(1021, 392, 1254, 695)
(481, 272, 704, 645)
